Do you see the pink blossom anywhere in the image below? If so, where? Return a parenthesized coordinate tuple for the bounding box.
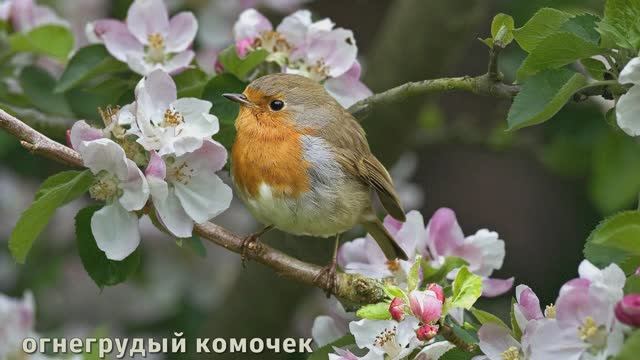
(615, 294, 640, 327)
(426, 283, 444, 303)
(86, 0, 197, 75)
(409, 290, 442, 324)
(4, 0, 69, 33)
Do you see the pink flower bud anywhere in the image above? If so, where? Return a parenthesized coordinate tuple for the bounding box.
(615, 294, 640, 327)
(236, 38, 254, 58)
(427, 283, 445, 303)
(416, 324, 439, 341)
(389, 297, 405, 321)
(635, 266, 640, 276)
(409, 290, 443, 324)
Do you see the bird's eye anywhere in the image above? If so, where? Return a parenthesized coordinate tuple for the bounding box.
(269, 100, 284, 111)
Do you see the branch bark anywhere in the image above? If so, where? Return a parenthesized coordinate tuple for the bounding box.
(348, 74, 519, 119)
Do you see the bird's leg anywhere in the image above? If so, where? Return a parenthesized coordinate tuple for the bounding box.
(314, 234, 341, 297)
(241, 225, 274, 267)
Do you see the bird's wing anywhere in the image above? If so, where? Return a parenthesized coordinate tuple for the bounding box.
(318, 109, 406, 222)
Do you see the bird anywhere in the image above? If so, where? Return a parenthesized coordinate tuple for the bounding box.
(223, 73, 408, 291)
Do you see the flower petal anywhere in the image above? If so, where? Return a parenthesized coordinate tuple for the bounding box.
(427, 208, 465, 258)
(91, 203, 140, 261)
(177, 139, 227, 173)
(79, 138, 129, 179)
(100, 23, 144, 62)
(69, 120, 104, 151)
(324, 71, 372, 108)
(233, 8, 272, 42)
(482, 277, 514, 297)
(349, 319, 398, 353)
(163, 50, 195, 74)
(277, 9, 313, 49)
(306, 28, 358, 77)
(172, 97, 219, 138)
(145, 151, 166, 179)
(136, 69, 177, 120)
(391, 210, 426, 260)
(118, 159, 149, 211)
(524, 319, 586, 360)
(414, 341, 456, 360)
(165, 12, 198, 53)
(616, 85, 640, 137)
(337, 236, 389, 278)
(619, 57, 640, 85)
(126, 0, 170, 44)
(477, 323, 520, 360)
(514, 284, 543, 330)
(153, 185, 194, 238)
(174, 173, 232, 223)
(312, 315, 345, 347)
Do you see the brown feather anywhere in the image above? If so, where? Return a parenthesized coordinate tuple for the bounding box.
(316, 107, 406, 222)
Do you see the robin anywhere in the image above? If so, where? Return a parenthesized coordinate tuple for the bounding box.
(223, 74, 408, 291)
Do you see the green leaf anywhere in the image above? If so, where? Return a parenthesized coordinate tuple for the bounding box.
(514, 8, 574, 52)
(471, 307, 510, 329)
(75, 205, 141, 287)
(307, 335, 355, 360)
(35, 171, 90, 202)
(615, 329, 640, 360)
(202, 74, 247, 149)
(584, 211, 640, 273)
(589, 132, 640, 214)
(55, 45, 128, 93)
(422, 256, 468, 283)
(597, 0, 640, 51)
(581, 58, 607, 80)
(65, 83, 132, 122)
(625, 275, 640, 294)
(9, 25, 74, 61)
(9, 170, 93, 263)
(356, 302, 391, 320)
(19, 65, 72, 116)
(510, 297, 522, 341)
(174, 68, 209, 98)
(383, 284, 408, 302)
(560, 14, 601, 45)
(445, 267, 483, 312)
(516, 32, 603, 80)
(491, 13, 515, 46)
(507, 68, 588, 130)
(218, 46, 269, 80)
(407, 255, 422, 292)
(440, 347, 479, 360)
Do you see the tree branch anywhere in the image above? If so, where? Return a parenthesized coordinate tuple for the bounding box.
(348, 74, 519, 119)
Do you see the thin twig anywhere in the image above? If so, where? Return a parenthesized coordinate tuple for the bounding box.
(348, 75, 519, 119)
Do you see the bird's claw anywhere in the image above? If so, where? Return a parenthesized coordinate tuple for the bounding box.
(240, 233, 259, 268)
(314, 261, 338, 298)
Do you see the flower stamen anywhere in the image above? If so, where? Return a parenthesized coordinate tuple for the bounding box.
(163, 109, 184, 127)
(89, 172, 119, 201)
(146, 33, 166, 63)
(501, 346, 520, 360)
(544, 304, 556, 319)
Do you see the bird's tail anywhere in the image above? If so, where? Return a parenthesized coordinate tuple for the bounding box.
(362, 218, 408, 261)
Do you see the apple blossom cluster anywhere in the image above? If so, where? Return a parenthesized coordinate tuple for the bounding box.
(232, 8, 372, 107)
(69, 69, 232, 261)
(476, 261, 627, 360)
(338, 208, 514, 297)
(85, 0, 197, 75)
(0, 0, 68, 32)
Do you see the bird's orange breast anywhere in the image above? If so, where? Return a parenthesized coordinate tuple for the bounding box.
(231, 107, 311, 198)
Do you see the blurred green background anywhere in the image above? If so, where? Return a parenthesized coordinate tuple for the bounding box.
(3, 0, 636, 359)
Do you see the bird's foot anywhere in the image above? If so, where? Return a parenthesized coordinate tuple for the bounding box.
(314, 260, 338, 298)
(240, 233, 260, 268)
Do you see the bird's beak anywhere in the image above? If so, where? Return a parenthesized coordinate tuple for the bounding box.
(222, 93, 252, 106)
